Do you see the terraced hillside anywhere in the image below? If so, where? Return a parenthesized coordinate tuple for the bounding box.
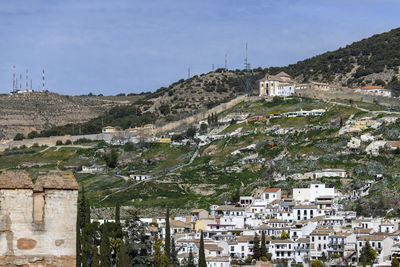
(0, 92, 144, 139)
(2, 96, 400, 218)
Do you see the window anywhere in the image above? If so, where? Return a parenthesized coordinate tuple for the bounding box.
(312, 237, 315, 242)
(241, 246, 244, 251)
(231, 246, 234, 251)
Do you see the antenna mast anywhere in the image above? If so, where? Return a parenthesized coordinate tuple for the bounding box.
(187, 68, 190, 79)
(42, 69, 45, 91)
(225, 54, 227, 71)
(244, 43, 252, 96)
(12, 65, 16, 91)
(25, 69, 29, 90)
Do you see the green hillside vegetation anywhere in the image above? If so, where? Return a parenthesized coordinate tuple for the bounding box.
(3, 96, 400, 217)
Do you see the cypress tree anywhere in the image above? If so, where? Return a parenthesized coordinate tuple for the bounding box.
(92, 245, 99, 267)
(188, 248, 195, 267)
(261, 231, 267, 258)
(198, 231, 206, 267)
(115, 202, 120, 224)
(253, 233, 261, 261)
(170, 237, 179, 267)
(118, 240, 130, 267)
(77, 212, 82, 267)
(165, 207, 171, 260)
(100, 230, 111, 267)
(85, 199, 91, 226)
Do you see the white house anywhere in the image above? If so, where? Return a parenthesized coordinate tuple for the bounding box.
(259, 72, 295, 97)
(270, 240, 295, 261)
(357, 86, 392, 97)
(262, 188, 282, 204)
(293, 184, 335, 202)
(293, 205, 318, 221)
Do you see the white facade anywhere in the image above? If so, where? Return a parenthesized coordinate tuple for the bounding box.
(259, 72, 295, 97)
(293, 184, 335, 202)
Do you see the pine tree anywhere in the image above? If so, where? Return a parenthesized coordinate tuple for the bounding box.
(165, 207, 171, 260)
(115, 202, 120, 224)
(253, 233, 261, 261)
(261, 231, 267, 258)
(100, 230, 111, 267)
(360, 241, 377, 267)
(188, 248, 195, 267)
(92, 245, 99, 267)
(198, 231, 206, 267)
(170, 237, 179, 267)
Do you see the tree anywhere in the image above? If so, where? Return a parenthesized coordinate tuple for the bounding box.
(153, 235, 169, 267)
(92, 245, 99, 267)
(188, 248, 195, 267)
(200, 123, 208, 134)
(104, 149, 118, 168)
(253, 233, 261, 261)
(280, 231, 289, 240)
(198, 231, 206, 267)
(118, 241, 130, 267)
(170, 237, 179, 267)
(100, 230, 111, 267)
(186, 127, 196, 138)
(56, 140, 63, 146)
(360, 241, 378, 267)
(14, 133, 24, 141)
(311, 260, 324, 267)
(28, 131, 39, 139)
(125, 210, 153, 265)
(165, 207, 171, 261)
(261, 231, 267, 258)
(115, 202, 120, 224)
(230, 188, 240, 204)
(320, 252, 327, 262)
(392, 255, 399, 267)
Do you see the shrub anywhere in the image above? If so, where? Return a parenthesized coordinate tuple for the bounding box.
(64, 140, 72, 145)
(14, 133, 25, 141)
(32, 143, 39, 148)
(56, 140, 63, 146)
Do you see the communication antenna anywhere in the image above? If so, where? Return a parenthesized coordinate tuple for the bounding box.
(187, 68, 190, 79)
(244, 43, 252, 96)
(25, 69, 29, 90)
(12, 65, 16, 91)
(225, 54, 228, 71)
(20, 73, 22, 90)
(30, 79, 33, 90)
(42, 69, 45, 91)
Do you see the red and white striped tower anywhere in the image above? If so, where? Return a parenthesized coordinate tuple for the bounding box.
(42, 69, 45, 91)
(25, 69, 29, 90)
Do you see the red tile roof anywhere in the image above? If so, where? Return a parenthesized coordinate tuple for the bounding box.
(264, 188, 281, 193)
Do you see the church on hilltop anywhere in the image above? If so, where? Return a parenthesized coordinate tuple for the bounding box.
(259, 71, 295, 97)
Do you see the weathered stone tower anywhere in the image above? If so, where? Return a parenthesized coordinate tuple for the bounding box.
(0, 170, 78, 266)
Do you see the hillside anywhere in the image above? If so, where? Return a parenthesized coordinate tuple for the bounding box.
(2, 96, 400, 218)
(0, 92, 144, 139)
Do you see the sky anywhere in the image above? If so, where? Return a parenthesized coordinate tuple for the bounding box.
(0, 0, 399, 95)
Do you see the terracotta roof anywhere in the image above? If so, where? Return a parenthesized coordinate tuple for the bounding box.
(386, 141, 400, 148)
(297, 238, 310, 243)
(271, 239, 294, 244)
(264, 188, 281, 193)
(361, 86, 386, 90)
(357, 235, 387, 241)
(215, 205, 245, 211)
(310, 229, 332, 235)
(191, 209, 207, 213)
(293, 205, 317, 209)
(354, 228, 373, 234)
(330, 232, 351, 238)
(34, 170, 79, 191)
(237, 235, 254, 242)
(0, 170, 33, 189)
(204, 244, 223, 251)
(170, 220, 191, 228)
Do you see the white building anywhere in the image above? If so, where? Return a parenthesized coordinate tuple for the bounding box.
(293, 184, 335, 202)
(262, 188, 282, 204)
(259, 72, 295, 97)
(313, 169, 347, 179)
(357, 86, 392, 97)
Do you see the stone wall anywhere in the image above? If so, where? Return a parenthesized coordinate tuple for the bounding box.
(0, 135, 72, 152)
(296, 88, 400, 107)
(0, 171, 78, 266)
